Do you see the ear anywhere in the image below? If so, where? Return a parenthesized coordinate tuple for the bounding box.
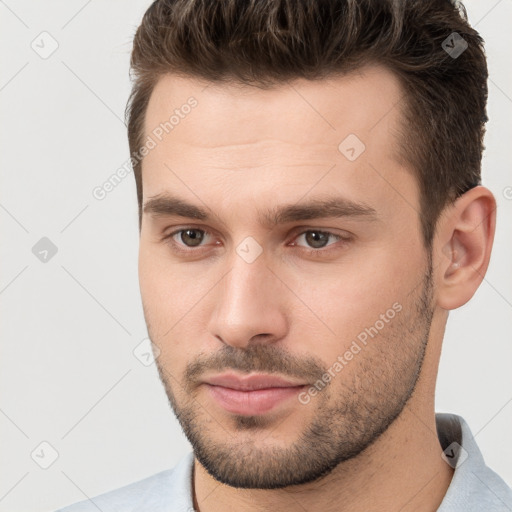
(433, 186, 496, 310)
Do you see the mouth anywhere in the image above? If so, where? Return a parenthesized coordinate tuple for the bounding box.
(202, 372, 308, 415)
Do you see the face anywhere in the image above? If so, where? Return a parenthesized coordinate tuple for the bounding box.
(138, 66, 435, 489)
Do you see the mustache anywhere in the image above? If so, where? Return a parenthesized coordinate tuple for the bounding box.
(183, 343, 326, 386)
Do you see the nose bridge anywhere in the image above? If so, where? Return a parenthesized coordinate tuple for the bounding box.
(209, 248, 287, 347)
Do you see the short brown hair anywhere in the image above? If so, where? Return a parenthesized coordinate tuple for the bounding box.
(126, 0, 488, 247)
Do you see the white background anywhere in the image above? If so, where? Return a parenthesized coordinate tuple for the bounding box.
(1, 1, 511, 511)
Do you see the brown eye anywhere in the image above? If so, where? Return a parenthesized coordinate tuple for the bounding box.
(304, 231, 330, 249)
(179, 229, 205, 247)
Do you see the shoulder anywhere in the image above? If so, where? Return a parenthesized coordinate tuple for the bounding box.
(55, 452, 195, 512)
(437, 413, 512, 511)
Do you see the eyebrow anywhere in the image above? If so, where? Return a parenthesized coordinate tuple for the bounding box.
(143, 193, 378, 227)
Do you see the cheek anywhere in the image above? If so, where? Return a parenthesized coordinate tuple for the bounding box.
(139, 241, 193, 315)
(139, 246, 212, 364)
(285, 245, 423, 346)
(139, 245, 181, 340)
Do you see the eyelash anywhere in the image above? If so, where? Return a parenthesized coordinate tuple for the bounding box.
(162, 227, 351, 258)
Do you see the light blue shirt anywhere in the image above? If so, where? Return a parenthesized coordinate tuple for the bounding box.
(56, 413, 512, 511)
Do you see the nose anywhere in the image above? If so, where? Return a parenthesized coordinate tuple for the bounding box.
(207, 250, 288, 349)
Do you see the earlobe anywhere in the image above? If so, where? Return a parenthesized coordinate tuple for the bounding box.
(435, 186, 496, 311)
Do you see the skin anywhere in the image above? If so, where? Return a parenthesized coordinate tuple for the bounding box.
(138, 65, 496, 512)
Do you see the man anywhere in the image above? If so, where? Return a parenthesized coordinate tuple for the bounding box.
(58, 0, 512, 510)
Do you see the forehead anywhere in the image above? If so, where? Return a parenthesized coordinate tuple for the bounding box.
(140, 66, 415, 225)
(144, 65, 404, 150)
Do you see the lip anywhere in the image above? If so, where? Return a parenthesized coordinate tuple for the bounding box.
(203, 372, 307, 391)
(202, 372, 308, 415)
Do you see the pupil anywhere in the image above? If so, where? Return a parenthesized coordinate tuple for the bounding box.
(306, 231, 328, 248)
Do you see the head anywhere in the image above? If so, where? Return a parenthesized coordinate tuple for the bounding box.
(129, 0, 495, 489)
